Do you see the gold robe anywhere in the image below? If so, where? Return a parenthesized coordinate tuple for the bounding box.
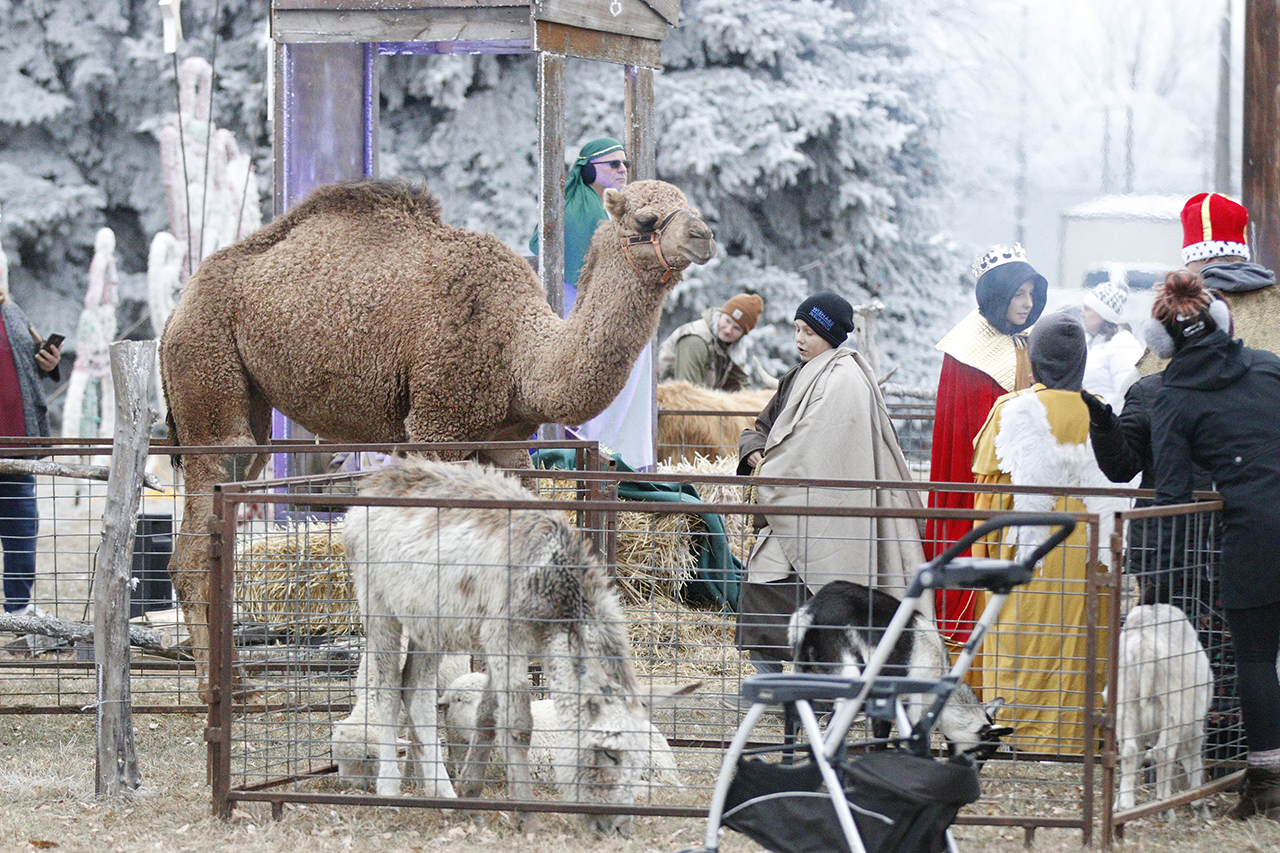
(969, 386, 1123, 755)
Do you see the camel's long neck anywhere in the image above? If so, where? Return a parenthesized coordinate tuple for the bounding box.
(519, 227, 675, 425)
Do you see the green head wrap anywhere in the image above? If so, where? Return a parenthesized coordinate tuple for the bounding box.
(529, 137, 626, 290)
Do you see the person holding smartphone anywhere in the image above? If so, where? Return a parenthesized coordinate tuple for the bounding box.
(0, 246, 61, 619)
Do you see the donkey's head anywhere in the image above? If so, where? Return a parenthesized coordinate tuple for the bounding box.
(542, 589, 655, 835)
(552, 699, 653, 835)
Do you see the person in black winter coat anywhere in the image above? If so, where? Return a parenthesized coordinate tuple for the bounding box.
(1147, 269, 1280, 821)
(1083, 371, 1215, 602)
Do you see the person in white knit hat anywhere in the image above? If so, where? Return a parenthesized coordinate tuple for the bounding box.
(1081, 277, 1143, 408)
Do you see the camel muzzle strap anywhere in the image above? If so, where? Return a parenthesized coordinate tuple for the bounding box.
(619, 208, 695, 285)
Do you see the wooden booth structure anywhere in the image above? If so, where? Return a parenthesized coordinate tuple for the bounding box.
(268, 0, 680, 454)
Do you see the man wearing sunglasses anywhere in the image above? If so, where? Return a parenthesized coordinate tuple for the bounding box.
(529, 137, 630, 302)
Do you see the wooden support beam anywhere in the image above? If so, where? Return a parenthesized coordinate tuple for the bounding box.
(625, 63, 658, 464)
(624, 65, 655, 181)
(273, 7, 529, 43)
(537, 51, 566, 318)
(537, 51, 567, 442)
(533, 19, 661, 68)
(95, 341, 157, 796)
(0, 458, 162, 490)
(1243, 0, 1280, 271)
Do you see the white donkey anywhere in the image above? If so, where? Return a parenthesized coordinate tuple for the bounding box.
(1115, 603, 1212, 819)
(343, 458, 654, 833)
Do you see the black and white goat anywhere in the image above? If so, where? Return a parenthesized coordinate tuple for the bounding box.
(787, 580, 1011, 763)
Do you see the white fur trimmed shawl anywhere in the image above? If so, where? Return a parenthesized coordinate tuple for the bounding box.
(991, 389, 1130, 567)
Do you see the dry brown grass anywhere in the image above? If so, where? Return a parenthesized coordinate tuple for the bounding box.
(4, 712, 1280, 853)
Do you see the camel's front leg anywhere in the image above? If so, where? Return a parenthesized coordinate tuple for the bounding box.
(401, 643, 456, 799)
(171, 449, 269, 698)
(171, 483, 214, 695)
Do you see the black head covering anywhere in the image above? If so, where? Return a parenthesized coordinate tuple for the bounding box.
(976, 261, 1048, 334)
(1028, 312, 1087, 391)
(795, 292, 856, 349)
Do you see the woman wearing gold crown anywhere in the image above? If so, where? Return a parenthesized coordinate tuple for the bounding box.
(923, 244, 1046, 646)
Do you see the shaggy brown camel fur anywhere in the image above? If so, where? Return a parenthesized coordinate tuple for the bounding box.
(159, 178, 715, 681)
(656, 380, 775, 465)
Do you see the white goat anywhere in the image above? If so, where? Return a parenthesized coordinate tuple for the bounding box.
(330, 653, 470, 790)
(1115, 603, 1211, 819)
(437, 671, 682, 788)
(343, 458, 655, 833)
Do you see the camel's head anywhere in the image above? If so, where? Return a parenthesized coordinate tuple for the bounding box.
(604, 180, 717, 271)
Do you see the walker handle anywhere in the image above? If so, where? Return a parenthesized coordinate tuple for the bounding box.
(914, 513, 1076, 593)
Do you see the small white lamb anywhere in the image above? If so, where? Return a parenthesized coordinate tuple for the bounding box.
(437, 671, 684, 788)
(1115, 603, 1212, 820)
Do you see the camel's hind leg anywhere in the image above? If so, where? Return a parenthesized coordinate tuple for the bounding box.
(165, 375, 271, 694)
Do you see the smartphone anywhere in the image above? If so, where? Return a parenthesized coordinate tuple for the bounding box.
(40, 333, 65, 352)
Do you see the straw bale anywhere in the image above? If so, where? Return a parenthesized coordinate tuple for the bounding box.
(656, 454, 758, 565)
(235, 524, 358, 636)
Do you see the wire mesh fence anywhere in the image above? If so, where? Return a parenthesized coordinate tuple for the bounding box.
(206, 462, 1124, 843)
(0, 440, 1243, 846)
(1102, 501, 1240, 844)
(0, 440, 201, 713)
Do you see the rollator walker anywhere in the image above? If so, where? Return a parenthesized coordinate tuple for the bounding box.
(688, 513, 1076, 853)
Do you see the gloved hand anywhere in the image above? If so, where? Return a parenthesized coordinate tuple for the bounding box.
(1080, 390, 1118, 432)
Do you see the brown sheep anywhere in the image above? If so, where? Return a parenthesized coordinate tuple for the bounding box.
(159, 178, 716, 682)
(656, 380, 775, 465)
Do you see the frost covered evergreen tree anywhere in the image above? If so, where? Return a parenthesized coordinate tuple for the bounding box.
(653, 0, 966, 383)
(2, 0, 963, 397)
(0, 0, 269, 347)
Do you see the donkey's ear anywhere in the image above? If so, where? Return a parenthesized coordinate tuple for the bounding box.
(641, 680, 703, 710)
(603, 187, 626, 219)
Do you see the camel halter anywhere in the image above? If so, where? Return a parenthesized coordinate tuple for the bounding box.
(619, 208, 697, 285)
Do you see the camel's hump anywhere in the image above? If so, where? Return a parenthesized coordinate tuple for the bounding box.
(232, 179, 444, 255)
(290, 179, 443, 225)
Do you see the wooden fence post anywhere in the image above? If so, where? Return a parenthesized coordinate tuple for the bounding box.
(94, 341, 157, 795)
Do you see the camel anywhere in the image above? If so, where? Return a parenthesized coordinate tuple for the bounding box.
(159, 178, 715, 681)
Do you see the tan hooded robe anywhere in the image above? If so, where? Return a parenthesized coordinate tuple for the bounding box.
(736, 347, 926, 658)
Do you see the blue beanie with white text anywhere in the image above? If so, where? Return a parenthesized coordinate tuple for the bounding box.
(795, 292, 855, 349)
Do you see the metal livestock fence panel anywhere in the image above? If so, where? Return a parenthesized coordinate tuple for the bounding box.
(1100, 500, 1240, 845)
(204, 464, 1136, 846)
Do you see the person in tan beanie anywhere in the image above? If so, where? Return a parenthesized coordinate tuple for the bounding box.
(657, 292, 763, 391)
